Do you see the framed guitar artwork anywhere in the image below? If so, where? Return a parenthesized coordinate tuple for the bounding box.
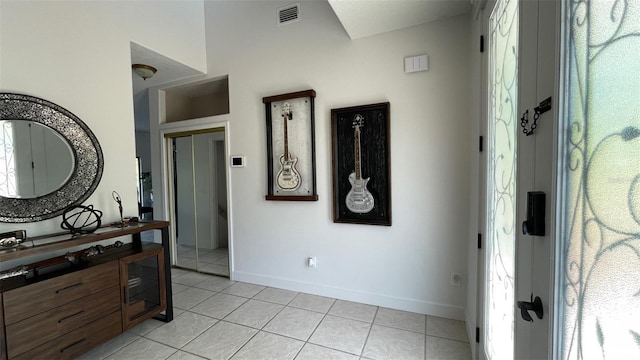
(264, 90, 318, 201)
(331, 102, 391, 226)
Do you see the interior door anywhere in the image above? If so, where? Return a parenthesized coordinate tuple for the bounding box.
(483, 0, 559, 358)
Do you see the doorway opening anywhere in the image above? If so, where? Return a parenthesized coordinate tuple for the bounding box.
(165, 128, 229, 277)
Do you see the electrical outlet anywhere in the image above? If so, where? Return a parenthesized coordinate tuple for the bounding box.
(307, 256, 317, 268)
(451, 273, 461, 287)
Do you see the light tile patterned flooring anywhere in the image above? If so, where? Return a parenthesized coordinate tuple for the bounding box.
(79, 269, 471, 360)
(176, 245, 229, 277)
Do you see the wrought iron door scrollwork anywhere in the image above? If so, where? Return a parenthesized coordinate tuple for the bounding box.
(560, 0, 640, 358)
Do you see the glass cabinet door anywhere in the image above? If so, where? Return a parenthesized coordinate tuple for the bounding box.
(120, 246, 166, 330)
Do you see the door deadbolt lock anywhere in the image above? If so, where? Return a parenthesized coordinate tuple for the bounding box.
(522, 191, 545, 236)
(517, 294, 543, 322)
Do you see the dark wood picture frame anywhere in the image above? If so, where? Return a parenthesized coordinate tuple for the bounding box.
(264, 90, 318, 201)
(331, 102, 391, 225)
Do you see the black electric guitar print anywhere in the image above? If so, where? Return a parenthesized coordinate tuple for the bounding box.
(346, 114, 374, 213)
(276, 102, 302, 191)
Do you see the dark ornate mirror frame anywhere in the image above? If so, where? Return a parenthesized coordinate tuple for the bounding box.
(0, 93, 104, 223)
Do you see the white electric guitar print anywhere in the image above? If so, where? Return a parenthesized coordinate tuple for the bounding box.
(346, 114, 374, 213)
(276, 102, 302, 191)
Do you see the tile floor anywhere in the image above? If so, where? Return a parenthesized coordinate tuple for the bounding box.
(176, 245, 230, 277)
(79, 269, 471, 360)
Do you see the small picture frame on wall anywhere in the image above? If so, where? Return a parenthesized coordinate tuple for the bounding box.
(331, 102, 391, 225)
(264, 90, 318, 201)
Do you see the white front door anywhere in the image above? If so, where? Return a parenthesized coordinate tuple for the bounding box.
(483, 0, 559, 358)
(514, 0, 559, 358)
(483, 0, 640, 359)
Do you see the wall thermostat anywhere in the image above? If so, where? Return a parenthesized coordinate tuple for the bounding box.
(230, 155, 246, 168)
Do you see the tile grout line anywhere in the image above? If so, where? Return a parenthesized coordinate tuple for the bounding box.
(226, 326, 262, 359)
(169, 315, 220, 359)
(359, 305, 379, 358)
(302, 298, 333, 347)
(426, 334, 471, 344)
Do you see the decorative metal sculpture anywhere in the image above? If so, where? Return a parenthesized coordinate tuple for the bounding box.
(60, 204, 102, 234)
(112, 191, 124, 225)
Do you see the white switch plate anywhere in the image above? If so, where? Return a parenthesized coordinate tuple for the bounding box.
(404, 54, 429, 73)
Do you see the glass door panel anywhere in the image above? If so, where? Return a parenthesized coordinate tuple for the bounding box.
(558, 1, 640, 358)
(121, 247, 166, 330)
(174, 136, 198, 271)
(485, 0, 518, 357)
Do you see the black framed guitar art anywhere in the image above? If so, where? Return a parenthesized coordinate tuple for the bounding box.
(331, 102, 391, 226)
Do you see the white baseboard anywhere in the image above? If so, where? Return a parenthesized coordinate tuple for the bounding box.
(232, 270, 465, 320)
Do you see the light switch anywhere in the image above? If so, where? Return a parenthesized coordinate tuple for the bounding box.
(404, 57, 414, 72)
(404, 54, 429, 73)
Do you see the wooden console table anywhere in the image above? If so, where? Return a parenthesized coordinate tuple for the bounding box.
(0, 220, 173, 322)
(0, 221, 174, 360)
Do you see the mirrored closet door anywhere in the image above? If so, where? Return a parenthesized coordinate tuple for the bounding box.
(170, 129, 229, 277)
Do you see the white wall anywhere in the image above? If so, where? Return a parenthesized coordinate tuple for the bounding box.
(0, 1, 206, 260)
(196, 1, 472, 318)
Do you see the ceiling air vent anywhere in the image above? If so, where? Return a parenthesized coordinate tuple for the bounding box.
(278, 4, 299, 26)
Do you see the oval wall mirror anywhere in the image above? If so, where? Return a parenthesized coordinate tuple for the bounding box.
(0, 93, 104, 223)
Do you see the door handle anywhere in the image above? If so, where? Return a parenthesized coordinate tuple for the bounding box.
(517, 294, 543, 322)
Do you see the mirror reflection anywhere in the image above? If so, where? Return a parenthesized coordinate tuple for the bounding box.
(0, 120, 75, 198)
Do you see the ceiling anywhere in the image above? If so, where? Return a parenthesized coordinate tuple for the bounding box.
(130, 42, 203, 96)
(130, 0, 472, 130)
(328, 0, 472, 39)
(130, 0, 472, 94)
